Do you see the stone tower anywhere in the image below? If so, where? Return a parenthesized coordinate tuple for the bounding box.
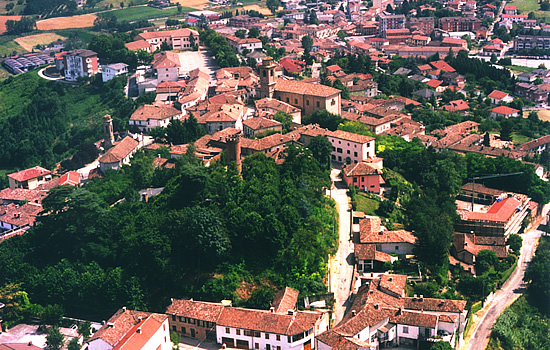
(225, 133, 242, 173)
(103, 114, 115, 150)
(258, 56, 276, 99)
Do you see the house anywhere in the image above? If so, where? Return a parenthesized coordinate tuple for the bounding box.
(129, 104, 182, 133)
(62, 49, 99, 82)
(517, 135, 550, 155)
(99, 136, 141, 173)
(166, 299, 224, 341)
(515, 82, 549, 104)
(126, 39, 152, 53)
(102, 63, 128, 82)
(271, 287, 299, 313)
(341, 162, 384, 194)
(0, 202, 42, 231)
(255, 97, 302, 124)
(429, 60, 455, 72)
(488, 90, 513, 105)
(460, 182, 505, 205)
(152, 51, 180, 82)
(316, 275, 467, 350)
(452, 232, 507, 269)
(504, 5, 517, 15)
(242, 117, 282, 137)
(279, 58, 306, 75)
(456, 196, 531, 237)
(196, 104, 246, 134)
(0, 187, 48, 206)
(59, 171, 81, 187)
(225, 35, 263, 53)
(273, 79, 341, 116)
(7, 166, 52, 190)
(442, 37, 468, 50)
(86, 308, 171, 350)
(327, 130, 375, 164)
(442, 100, 469, 115)
(135, 28, 199, 51)
(358, 216, 416, 257)
(490, 106, 520, 119)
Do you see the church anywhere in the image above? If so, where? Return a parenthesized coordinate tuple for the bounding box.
(258, 57, 342, 116)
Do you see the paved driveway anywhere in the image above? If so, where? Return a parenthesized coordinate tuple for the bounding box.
(177, 49, 219, 77)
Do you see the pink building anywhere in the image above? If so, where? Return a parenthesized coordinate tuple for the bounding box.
(328, 130, 375, 164)
(342, 162, 384, 193)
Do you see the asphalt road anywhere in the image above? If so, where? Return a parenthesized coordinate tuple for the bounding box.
(327, 167, 355, 325)
(465, 227, 543, 350)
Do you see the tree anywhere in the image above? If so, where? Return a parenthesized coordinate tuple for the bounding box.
(308, 135, 332, 171)
(273, 111, 293, 133)
(67, 338, 80, 350)
(301, 35, 313, 54)
(302, 110, 343, 131)
(266, 0, 281, 15)
(500, 118, 513, 141)
(332, 79, 350, 99)
(248, 27, 260, 38)
(490, 53, 498, 64)
(0, 284, 33, 328)
(41, 304, 64, 326)
(120, 1, 124, 8)
(476, 250, 498, 275)
(46, 327, 65, 350)
(523, 237, 550, 315)
(78, 321, 92, 339)
(337, 30, 346, 41)
(483, 132, 490, 146)
(507, 234, 522, 254)
(235, 29, 246, 39)
(429, 341, 453, 350)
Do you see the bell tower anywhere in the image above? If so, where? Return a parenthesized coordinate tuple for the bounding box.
(258, 56, 276, 99)
(225, 133, 242, 174)
(103, 114, 115, 150)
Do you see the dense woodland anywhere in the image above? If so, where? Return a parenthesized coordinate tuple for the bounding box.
(0, 145, 337, 322)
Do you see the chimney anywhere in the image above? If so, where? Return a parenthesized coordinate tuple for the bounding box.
(351, 310, 356, 317)
(419, 295, 424, 301)
(138, 316, 143, 322)
(287, 309, 294, 316)
(374, 304, 379, 310)
(388, 277, 393, 281)
(137, 327, 141, 333)
(107, 322, 115, 328)
(122, 306, 126, 312)
(270, 307, 275, 313)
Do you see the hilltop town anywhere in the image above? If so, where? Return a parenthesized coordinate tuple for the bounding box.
(0, 0, 549, 350)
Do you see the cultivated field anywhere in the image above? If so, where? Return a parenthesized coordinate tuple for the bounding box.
(0, 15, 21, 34)
(106, 6, 194, 21)
(14, 33, 67, 51)
(242, 4, 272, 15)
(537, 109, 550, 121)
(36, 14, 97, 30)
(172, 0, 209, 9)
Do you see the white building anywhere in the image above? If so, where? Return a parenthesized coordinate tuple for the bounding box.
(86, 308, 171, 350)
(63, 49, 100, 82)
(129, 104, 182, 133)
(99, 136, 141, 173)
(102, 63, 129, 82)
(225, 35, 263, 53)
(327, 130, 376, 164)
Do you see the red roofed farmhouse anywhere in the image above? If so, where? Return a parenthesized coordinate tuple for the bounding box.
(129, 104, 182, 133)
(327, 130, 375, 164)
(8, 166, 52, 190)
(488, 90, 513, 105)
(490, 106, 519, 119)
(341, 162, 384, 194)
(86, 308, 170, 350)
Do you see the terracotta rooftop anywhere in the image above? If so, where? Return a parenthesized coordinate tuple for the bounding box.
(125, 40, 151, 51)
(490, 106, 519, 115)
(271, 287, 299, 314)
(0, 202, 42, 227)
(330, 130, 374, 144)
(390, 310, 437, 328)
(379, 274, 407, 297)
(359, 217, 416, 244)
(464, 197, 522, 223)
(100, 136, 139, 164)
(243, 117, 282, 130)
(59, 171, 81, 186)
(354, 243, 392, 262)
(342, 162, 383, 177)
(8, 166, 51, 182)
(517, 135, 550, 151)
(0, 188, 47, 204)
(401, 297, 466, 313)
(275, 79, 341, 97)
(488, 90, 509, 100)
(430, 60, 455, 72)
(166, 299, 225, 322)
(255, 97, 300, 114)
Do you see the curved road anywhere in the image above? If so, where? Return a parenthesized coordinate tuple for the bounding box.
(327, 167, 355, 325)
(464, 226, 543, 350)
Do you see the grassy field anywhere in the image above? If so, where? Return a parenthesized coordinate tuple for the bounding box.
(36, 14, 97, 30)
(97, 0, 148, 8)
(0, 15, 21, 34)
(508, 0, 550, 21)
(0, 0, 25, 15)
(511, 132, 532, 145)
(105, 6, 195, 21)
(14, 33, 67, 51)
(0, 35, 25, 56)
(507, 65, 535, 73)
(355, 192, 380, 216)
(537, 109, 550, 121)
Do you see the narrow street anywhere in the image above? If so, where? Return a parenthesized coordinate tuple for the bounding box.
(463, 226, 544, 350)
(327, 167, 355, 325)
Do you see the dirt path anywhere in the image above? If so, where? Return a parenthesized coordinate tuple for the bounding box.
(327, 167, 354, 325)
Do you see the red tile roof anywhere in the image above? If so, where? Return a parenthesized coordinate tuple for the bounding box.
(275, 79, 341, 97)
(130, 104, 181, 121)
(326, 64, 342, 72)
(8, 166, 51, 182)
(354, 243, 392, 262)
(114, 315, 164, 350)
(517, 135, 550, 151)
(417, 64, 432, 71)
(490, 106, 519, 116)
(401, 297, 466, 313)
(59, 171, 81, 186)
(442, 99, 469, 112)
(425, 79, 443, 88)
(330, 130, 374, 144)
(271, 287, 299, 314)
(0, 202, 42, 227)
(100, 136, 139, 164)
(0, 188, 47, 203)
(166, 299, 225, 322)
(279, 58, 306, 74)
(342, 162, 382, 177)
(359, 217, 416, 244)
(464, 197, 521, 223)
(390, 310, 437, 328)
(379, 274, 407, 297)
(243, 117, 282, 130)
(488, 90, 509, 100)
(430, 60, 455, 72)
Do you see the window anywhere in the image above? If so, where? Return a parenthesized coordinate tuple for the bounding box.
(263, 71, 267, 77)
(403, 326, 409, 334)
(172, 326, 177, 332)
(178, 316, 185, 323)
(395, 246, 399, 250)
(337, 148, 342, 153)
(286, 97, 289, 102)
(347, 150, 350, 154)
(361, 177, 364, 181)
(182, 327, 187, 334)
(265, 334, 269, 340)
(353, 177, 357, 183)
(277, 347, 281, 350)
(172, 315, 176, 321)
(188, 318, 195, 325)
(226, 328, 230, 334)
(276, 335, 281, 341)
(236, 329, 241, 335)
(331, 99, 336, 106)
(338, 141, 341, 144)
(294, 98, 298, 104)
(354, 152, 357, 157)
(316, 101, 320, 107)
(306, 100, 310, 105)
(332, 147, 336, 151)
(255, 344, 259, 349)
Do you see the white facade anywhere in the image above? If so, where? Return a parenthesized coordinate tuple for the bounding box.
(142, 318, 171, 350)
(102, 63, 128, 82)
(129, 115, 181, 133)
(328, 136, 375, 164)
(377, 242, 415, 256)
(216, 325, 315, 350)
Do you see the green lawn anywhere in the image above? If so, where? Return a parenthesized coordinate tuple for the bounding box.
(511, 133, 532, 145)
(53, 29, 98, 46)
(507, 65, 535, 74)
(355, 192, 380, 216)
(0, 36, 25, 56)
(508, 0, 550, 21)
(104, 5, 195, 21)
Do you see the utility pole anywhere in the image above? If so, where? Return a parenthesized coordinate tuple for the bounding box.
(470, 172, 523, 211)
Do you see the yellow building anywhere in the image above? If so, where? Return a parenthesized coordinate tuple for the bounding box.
(274, 79, 341, 116)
